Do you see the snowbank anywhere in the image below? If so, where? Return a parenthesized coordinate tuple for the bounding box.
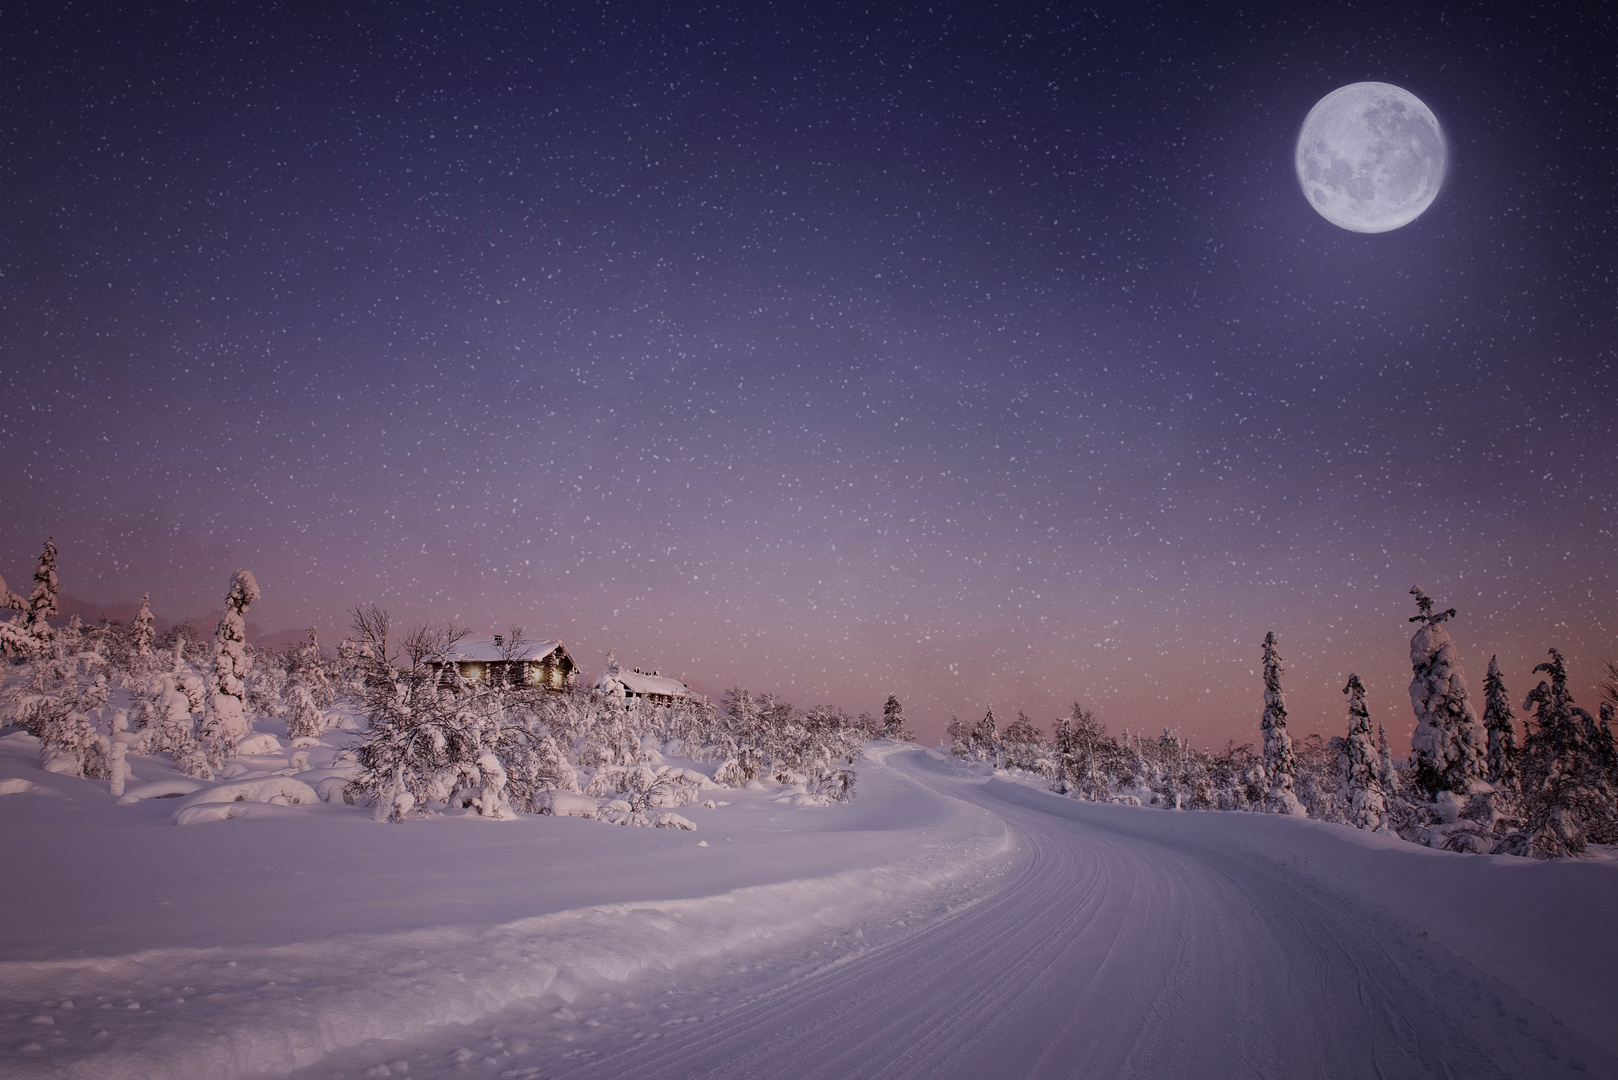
(0, 744, 1011, 1079)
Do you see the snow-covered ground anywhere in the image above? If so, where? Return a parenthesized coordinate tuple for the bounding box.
(3, 741, 1615, 1079)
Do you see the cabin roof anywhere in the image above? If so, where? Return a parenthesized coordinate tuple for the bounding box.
(434, 639, 570, 664)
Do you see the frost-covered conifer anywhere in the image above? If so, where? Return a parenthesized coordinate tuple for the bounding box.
(130, 594, 156, 662)
(0, 570, 28, 657)
(972, 707, 1001, 767)
(881, 694, 916, 741)
(285, 679, 324, 739)
(1376, 723, 1399, 795)
(1341, 674, 1387, 830)
(1002, 712, 1046, 773)
(1515, 649, 1615, 856)
(25, 538, 59, 645)
(133, 637, 212, 778)
(198, 569, 260, 767)
(36, 674, 113, 779)
(1259, 632, 1304, 815)
(1481, 655, 1518, 792)
(1051, 702, 1112, 800)
(1406, 587, 1485, 800)
(946, 716, 971, 759)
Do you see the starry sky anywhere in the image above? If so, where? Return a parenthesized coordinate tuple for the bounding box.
(3, 1, 1614, 747)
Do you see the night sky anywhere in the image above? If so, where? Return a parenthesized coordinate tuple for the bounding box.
(3, 2, 1614, 747)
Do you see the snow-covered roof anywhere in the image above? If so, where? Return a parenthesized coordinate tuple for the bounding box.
(434, 639, 568, 664)
(611, 669, 693, 698)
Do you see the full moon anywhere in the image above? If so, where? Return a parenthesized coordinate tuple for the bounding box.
(1295, 82, 1446, 233)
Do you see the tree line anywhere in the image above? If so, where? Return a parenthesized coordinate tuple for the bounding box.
(946, 586, 1618, 858)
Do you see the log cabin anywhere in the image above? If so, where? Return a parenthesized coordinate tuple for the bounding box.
(429, 637, 576, 690)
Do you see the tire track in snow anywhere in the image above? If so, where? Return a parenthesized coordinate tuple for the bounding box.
(559, 752, 1616, 1080)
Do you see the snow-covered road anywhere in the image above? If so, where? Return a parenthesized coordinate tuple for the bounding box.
(5, 745, 1615, 1079)
(558, 752, 1617, 1080)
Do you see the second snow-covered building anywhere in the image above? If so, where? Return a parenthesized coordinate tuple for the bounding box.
(596, 651, 695, 704)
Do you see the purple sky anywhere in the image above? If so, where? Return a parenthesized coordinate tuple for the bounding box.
(3, 2, 1613, 746)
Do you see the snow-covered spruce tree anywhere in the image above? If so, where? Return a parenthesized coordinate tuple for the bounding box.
(23, 538, 60, 648)
(282, 628, 329, 739)
(1481, 655, 1519, 793)
(1002, 712, 1047, 773)
(1209, 740, 1265, 811)
(36, 674, 115, 779)
(1259, 632, 1305, 816)
(714, 687, 765, 784)
(285, 678, 324, 740)
(1049, 709, 1076, 794)
(1376, 723, 1400, 796)
(0, 570, 30, 658)
(789, 704, 864, 800)
(881, 694, 916, 741)
(133, 639, 212, 778)
(1512, 649, 1615, 856)
(1405, 587, 1485, 801)
(972, 707, 1001, 767)
(1051, 703, 1117, 801)
(946, 716, 971, 759)
(1292, 733, 1346, 822)
(129, 593, 156, 665)
(1341, 674, 1387, 830)
(579, 691, 647, 768)
(198, 569, 260, 768)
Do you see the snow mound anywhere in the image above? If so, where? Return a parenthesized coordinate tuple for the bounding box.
(176, 801, 319, 826)
(0, 778, 35, 796)
(234, 732, 284, 755)
(173, 777, 321, 824)
(653, 812, 696, 830)
(548, 791, 601, 819)
(116, 779, 205, 804)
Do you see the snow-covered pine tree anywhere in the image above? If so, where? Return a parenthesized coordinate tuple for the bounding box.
(1002, 711, 1046, 773)
(1515, 649, 1615, 856)
(35, 674, 113, 779)
(1340, 674, 1387, 830)
(972, 707, 1001, 767)
(285, 679, 324, 740)
(1259, 632, 1305, 816)
(1374, 723, 1398, 795)
(945, 716, 971, 759)
(283, 628, 329, 739)
(881, 694, 916, 741)
(198, 569, 261, 767)
(130, 593, 156, 663)
(1406, 587, 1485, 801)
(25, 537, 59, 646)
(0, 570, 28, 657)
(1481, 655, 1519, 792)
